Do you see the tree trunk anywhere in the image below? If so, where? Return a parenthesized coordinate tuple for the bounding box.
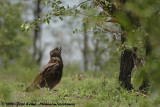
(94, 39, 99, 71)
(118, 0, 140, 89)
(119, 33, 136, 90)
(33, 0, 43, 64)
(119, 48, 135, 90)
(83, 22, 88, 71)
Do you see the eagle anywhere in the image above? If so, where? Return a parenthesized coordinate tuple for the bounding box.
(26, 47, 63, 92)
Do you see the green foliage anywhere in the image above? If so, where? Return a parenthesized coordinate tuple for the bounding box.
(120, 0, 160, 104)
(21, 0, 75, 31)
(0, 0, 32, 68)
(0, 0, 39, 103)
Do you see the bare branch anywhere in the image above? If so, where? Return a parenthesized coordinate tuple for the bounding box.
(76, 0, 91, 8)
(96, 23, 123, 35)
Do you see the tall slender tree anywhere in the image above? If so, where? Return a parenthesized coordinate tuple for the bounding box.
(82, 22, 89, 71)
(33, 0, 43, 64)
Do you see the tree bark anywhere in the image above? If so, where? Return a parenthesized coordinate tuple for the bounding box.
(119, 49, 135, 90)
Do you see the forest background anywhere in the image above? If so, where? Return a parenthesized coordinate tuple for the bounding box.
(0, 0, 160, 106)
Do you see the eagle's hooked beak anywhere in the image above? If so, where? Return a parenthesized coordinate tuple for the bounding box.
(59, 47, 62, 50)
(58, 47, 62, 52)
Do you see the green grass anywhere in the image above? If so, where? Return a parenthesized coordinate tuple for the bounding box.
(0, 70, 152, 107)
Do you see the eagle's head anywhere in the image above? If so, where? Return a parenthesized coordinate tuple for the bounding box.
(50, 47, 62, 58)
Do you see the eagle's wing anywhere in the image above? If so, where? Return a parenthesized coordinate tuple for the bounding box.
(40, 63, 57, 74)
(25, 63, 59, 92)
(40, 62, 60, 79)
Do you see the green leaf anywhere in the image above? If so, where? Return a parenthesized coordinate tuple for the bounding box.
(47, 18, 50, 24)
(59, 17, 63, 21)
(73, 31, 75, 34)
(57, 1, 62, 4)
(43, 18, 47, 23)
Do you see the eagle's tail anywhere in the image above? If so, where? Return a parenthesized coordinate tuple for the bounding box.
(25, 74, 43, 92)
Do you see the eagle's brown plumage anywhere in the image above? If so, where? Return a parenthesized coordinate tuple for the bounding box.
(26, 47, 63, 92)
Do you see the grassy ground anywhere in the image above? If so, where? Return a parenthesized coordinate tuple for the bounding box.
(0, 69, 152, 107)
